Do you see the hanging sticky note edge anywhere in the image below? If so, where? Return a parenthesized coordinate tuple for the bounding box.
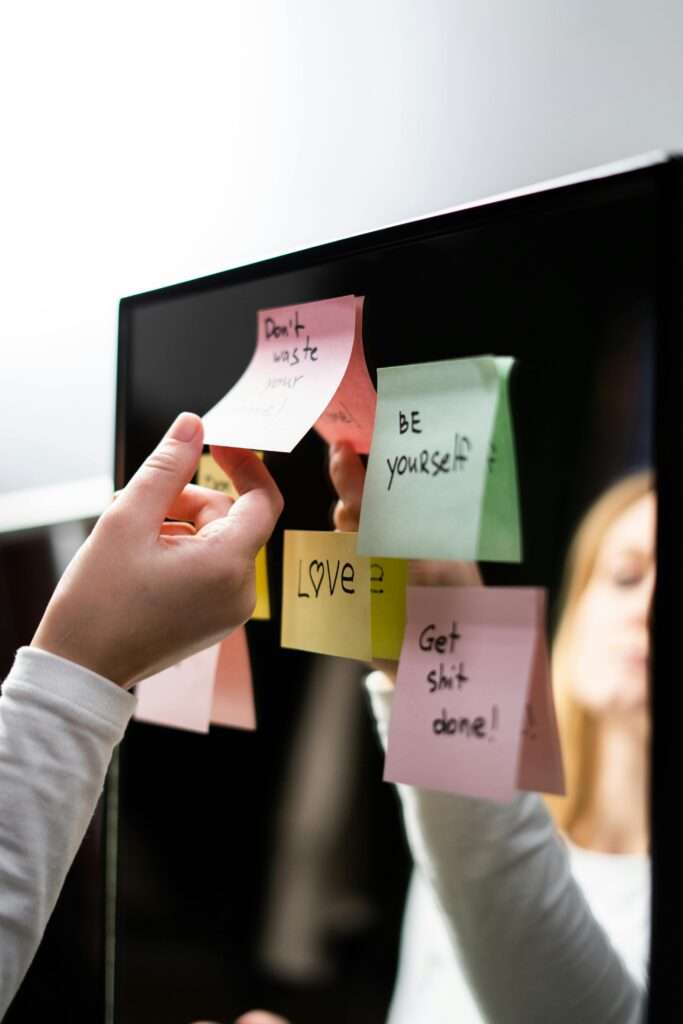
(477, 356, 522, 563)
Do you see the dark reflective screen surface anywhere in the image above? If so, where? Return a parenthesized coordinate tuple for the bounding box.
(114, 166, 672, 1024)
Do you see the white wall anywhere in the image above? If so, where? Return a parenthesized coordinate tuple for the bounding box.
(2, 0, 682, 493)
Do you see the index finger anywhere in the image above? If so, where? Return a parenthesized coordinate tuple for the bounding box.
(209, 446, 284, 555)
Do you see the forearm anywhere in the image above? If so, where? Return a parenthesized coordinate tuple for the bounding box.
(0, 648, 134, 1019)
(367, 674, 644, 1024)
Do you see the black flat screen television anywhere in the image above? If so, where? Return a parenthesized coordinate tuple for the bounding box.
(113, 154, 683, 1023)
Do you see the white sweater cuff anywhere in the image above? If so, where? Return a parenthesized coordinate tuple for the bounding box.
(8, 646, 136, 731)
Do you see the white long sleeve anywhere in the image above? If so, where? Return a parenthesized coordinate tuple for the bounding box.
(0, 647, 135, 1021)
(367, 673, 646, 1024)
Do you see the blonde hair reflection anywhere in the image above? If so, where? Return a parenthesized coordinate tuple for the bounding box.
(545, 470, 654, 834)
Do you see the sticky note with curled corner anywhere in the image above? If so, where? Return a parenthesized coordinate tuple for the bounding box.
(197, 452, 271, 620)
(281, 530, 372, 660)
(516, 593, 565, 795)
(202, 295, 356, 452)
(370, 556, 408, 661)
(357, 356, 521, 563)
(134, 644, 219, 734)
(384, 586, 542, 802)
(478, 357, 522, 562)
(210, 627, 256, 730)
(314, 297, 377, 453)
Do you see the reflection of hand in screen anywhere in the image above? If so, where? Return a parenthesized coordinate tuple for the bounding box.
(328, 441, 481, 680)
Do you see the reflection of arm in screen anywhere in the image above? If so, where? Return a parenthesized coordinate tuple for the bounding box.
(367, 673, 643, 1024)
(369, 473, 654, 1024)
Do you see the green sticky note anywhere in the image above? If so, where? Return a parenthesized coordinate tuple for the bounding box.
(370, 557, 408, 660)
(479, 357, 522, 561)
(357, 356, 521, 562)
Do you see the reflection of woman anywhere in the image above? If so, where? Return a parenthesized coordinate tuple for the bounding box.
(545, 472, 653, 983)
(329, 446, 652, 1024)
(548, 472, 653, 855)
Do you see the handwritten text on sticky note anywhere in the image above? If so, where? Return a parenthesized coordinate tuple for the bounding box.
(202, 296, 356, 452)
(357, 356, 521, 562)
(197, 452, 239, 498)
(370, 556, 408, 661)
(281, 530, 372, 660)
(385, 587, 556, 802)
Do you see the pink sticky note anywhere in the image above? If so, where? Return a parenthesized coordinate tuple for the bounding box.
(134, 644, 219, 734)
(202, 295, 356, 452)
(385, 586, 542, 802)
(516, 595, 565, 795)
(210, 627, 256, 730)
(314, 297, 377, 453)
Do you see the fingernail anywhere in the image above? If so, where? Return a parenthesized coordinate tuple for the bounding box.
(170, 412, 200, 442)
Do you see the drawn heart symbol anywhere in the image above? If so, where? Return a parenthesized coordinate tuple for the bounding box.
(308, 560, 325, 597)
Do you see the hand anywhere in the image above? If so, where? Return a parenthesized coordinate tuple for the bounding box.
(31, 413, 283, 688)
(328, 442, 482, 679)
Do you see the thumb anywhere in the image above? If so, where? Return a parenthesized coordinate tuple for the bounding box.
(116, 413, 203, 533)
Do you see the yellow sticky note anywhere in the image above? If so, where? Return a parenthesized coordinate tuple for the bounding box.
(252, 545, 270, 620)
(282, 530, 372, 660)
(370, 557, 408, 660)
(197, 452, 270, 620)
(197, 452, 239, 498)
